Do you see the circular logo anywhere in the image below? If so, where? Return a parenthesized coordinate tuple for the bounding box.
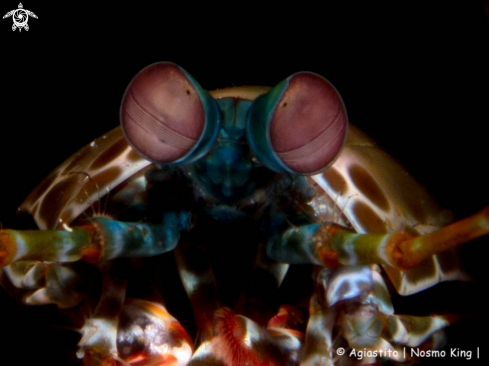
(13, 9, 28, 27)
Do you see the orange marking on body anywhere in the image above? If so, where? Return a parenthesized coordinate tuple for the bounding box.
(214, 308, 283, 366)
(214, 308, 260, 366)
(386, 231, 416, 270)
(214, 308, 254, 366)
(78, 221, 105, 262)
(317, 248, 339, 268)
(0, 230, 16, 267)
(126, 353, 179, 366)
(169, 320, 194, 349)
(138, 301, 194, 346)
(314, 224, 343, 267)
(142, 301, 173, 320)
(126, 300, 194, 352)
(267, 307, 288, 328)
(82, 352, 116, 366)
(80, 248, 102, 263)
(268, 305, 305, 331)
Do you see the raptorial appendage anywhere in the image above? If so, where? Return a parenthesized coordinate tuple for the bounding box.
(0, 205, 484, 365)
(266, 205, 489, 271)
(0, 215, 190, 268)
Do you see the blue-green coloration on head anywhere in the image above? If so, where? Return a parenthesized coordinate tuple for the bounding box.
(191, 98, 270, 202)
(246, 78, 290, 174)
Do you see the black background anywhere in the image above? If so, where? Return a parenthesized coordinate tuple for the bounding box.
(0, 2, 488, 365)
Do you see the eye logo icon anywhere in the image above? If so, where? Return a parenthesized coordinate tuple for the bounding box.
(3, 3, 37, 31)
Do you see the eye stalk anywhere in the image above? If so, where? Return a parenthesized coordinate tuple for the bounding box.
(120, 62, 220, 165)
(247, 72, 348, 175)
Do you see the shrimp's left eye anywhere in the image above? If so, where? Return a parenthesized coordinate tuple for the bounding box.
(247, 72, 348, 175)
(121, 62, 220, 165)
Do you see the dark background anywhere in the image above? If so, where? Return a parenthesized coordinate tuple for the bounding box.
(1, 2, 488, 365)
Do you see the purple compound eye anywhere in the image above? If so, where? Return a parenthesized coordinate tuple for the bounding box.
(121, 62, 220, 165)
(247, 72, 348, 175)
(270, 73, 348, 174)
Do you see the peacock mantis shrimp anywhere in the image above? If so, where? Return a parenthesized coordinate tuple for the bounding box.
(0, 62, 486, 365)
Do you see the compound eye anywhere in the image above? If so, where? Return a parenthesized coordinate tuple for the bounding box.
(121, 62, 220, 165)
(247, 72, 348, 174)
